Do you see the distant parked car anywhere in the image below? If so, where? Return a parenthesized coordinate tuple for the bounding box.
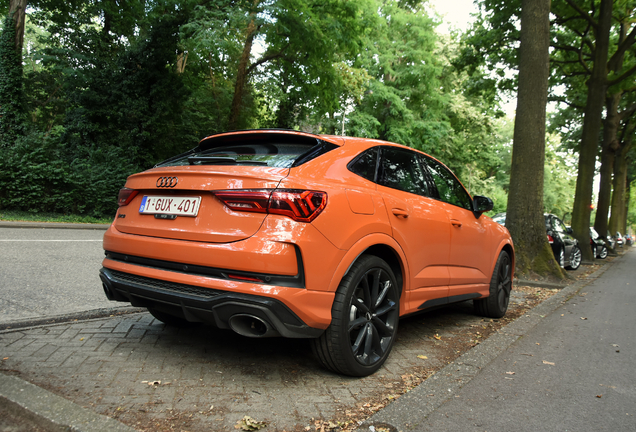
(606, 231, 616, 249)
(590, 227, 608, 259)
(490, 213, 581, 270)
(625, 234, 633, 246)
(615, 232, 624, 247)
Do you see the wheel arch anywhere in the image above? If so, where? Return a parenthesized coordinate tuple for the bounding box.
(327, 234, 409, 297)
(497, 241, 515, 282)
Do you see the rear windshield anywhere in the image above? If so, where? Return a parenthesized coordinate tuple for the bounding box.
(158, 143, 313, 168)
(156, 133, 336, 168)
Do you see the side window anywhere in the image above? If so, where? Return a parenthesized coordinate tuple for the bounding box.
(553, 217, 566, 233)
(422, 157, 472, 210)
(348, 147, 379, 182)
(378, 147, 429, 196)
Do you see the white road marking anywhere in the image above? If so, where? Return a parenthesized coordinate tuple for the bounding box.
(0, 240, 103, 242)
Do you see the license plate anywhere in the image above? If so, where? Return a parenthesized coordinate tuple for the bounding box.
(139, 196, 201, 217)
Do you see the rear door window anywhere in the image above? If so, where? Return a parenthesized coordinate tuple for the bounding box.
(378, 147, 429, 196)
(421, 156, 472, 210)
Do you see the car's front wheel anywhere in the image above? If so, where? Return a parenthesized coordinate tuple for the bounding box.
(566, 245, 582, 270)
(474, 250, 512, 318)
(597, 245, 608, 259)
(312, 255, 400, 377)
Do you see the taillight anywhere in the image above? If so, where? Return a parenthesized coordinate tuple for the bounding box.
(214, 189, 327, 222)
(547, 234, 554, 244)
(118, 188, 139, 207)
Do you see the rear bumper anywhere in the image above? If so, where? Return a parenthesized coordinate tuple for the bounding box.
(99, 267, 325, 338)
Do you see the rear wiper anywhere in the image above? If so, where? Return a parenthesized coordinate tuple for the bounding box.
(188, 156, 268, 166)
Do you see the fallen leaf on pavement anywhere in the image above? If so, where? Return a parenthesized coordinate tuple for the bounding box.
(581, 317, 588, 320)
(505, 371, 515, 375)
(417, 355, 428, 360)
(235, 416, 267, 431)
(542, 361, 555, 366)
(596, 395, 602, 398)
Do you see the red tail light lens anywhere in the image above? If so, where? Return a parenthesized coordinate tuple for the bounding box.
(547, 234, 554, 244)
(214, 189, 327, 222)
(118, 188, 139, 207)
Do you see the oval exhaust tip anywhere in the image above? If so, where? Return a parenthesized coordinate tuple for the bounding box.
(228, 314, 275, 338)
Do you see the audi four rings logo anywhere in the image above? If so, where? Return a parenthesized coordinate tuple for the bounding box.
(156, 176, 178, 188)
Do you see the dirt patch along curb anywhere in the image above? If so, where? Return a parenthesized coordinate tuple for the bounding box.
(0, 373, 136, 432)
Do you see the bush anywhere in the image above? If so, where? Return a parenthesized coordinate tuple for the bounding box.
(0, 128, 138, 217)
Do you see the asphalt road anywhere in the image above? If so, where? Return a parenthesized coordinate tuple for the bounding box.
(0, 226, 121, 325)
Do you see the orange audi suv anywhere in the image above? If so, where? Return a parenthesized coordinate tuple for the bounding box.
(100, 130, 514, 376)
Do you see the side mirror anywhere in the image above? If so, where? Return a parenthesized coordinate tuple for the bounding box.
(473, 195, 493, 214)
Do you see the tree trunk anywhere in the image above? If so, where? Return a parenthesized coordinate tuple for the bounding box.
(608, 146, 629, 235)
(8, 0, 27, 53)
(228, 2, 260, 131)
(609, 117, 635, 235)
(570, 0, 613, 262)
(506, 0, 561, 277)
(594, 92, 622, 240)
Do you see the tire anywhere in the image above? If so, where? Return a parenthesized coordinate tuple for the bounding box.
(148, 307, 198, 327)
(474, 250, 512, 319)
(597, 245, 608, 259)
(566, 245, 581, 270)
(311, 255, 400, 377)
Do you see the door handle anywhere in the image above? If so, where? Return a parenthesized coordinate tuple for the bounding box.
(391, 208, 409, 218)
(451, 219, 462, 228)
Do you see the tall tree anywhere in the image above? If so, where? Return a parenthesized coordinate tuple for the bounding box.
(8, 0, 27, 53)
(567, 0, 614, 261)
(506, 0, 562, 277)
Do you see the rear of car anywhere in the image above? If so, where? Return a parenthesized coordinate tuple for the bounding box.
(101, 131, 342, 338)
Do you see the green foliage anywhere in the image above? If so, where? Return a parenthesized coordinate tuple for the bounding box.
(0, 209, 112, 224)
(0, 0, 601, 225)
(0, 127, 137, 217)
(0, 14, 26, 147)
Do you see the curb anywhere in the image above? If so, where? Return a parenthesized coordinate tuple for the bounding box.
(0, 306, 146, 332)
(356, 254, 618, 431)
(0, 373, 136, 432)
(0, 221, 110, 230)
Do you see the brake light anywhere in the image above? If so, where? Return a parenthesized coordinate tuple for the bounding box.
(118, 188, 139, 206)
(547, 234, 554, 244)
(214, 189, 327, 222)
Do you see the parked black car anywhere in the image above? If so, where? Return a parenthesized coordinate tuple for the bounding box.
(491, 213, 581, 270)
(545, 214, 581, 270)
(590, 227, 608, 259)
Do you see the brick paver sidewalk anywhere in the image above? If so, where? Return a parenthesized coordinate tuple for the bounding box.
(0, 289, 548, 431)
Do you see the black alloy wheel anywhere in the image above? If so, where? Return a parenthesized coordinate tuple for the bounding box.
(312, 255, 400, 377)
(474, 250, 512, 318)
